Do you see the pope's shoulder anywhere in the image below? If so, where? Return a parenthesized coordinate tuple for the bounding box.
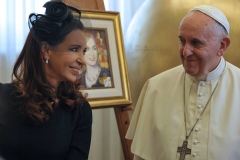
(226, 61, 240, 72)
(149, 65, 184, 82)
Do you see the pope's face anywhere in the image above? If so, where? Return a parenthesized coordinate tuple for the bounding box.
(178, 11, 222, 77)
(84, 37, 98, 66)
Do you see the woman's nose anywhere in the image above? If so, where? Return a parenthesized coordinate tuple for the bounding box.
(77, 57, 83, 63)
(77, 52, 84, 62)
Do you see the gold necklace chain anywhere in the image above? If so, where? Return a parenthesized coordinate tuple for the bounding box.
(183, 62, 226, 141)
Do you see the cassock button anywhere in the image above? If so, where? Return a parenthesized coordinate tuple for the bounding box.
(193, 140, 201, 145)
(193, 141, 198, 145)
(197, 105, 202, 109)
(200, 82, 205, 86)
(195, 128, 200, 132)
(198, 93, 203, 97)
(192, 153, 197, 157)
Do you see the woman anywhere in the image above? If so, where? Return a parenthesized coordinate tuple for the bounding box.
(81, 32, 112, 88)
(0, 1, 92, 160)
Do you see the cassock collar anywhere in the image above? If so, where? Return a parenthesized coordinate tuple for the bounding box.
(187, 57, 226, 82)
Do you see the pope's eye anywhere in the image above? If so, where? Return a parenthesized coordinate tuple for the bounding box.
(179, 39, 185, 46)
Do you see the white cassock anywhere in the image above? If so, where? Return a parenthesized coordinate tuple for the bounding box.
(126, 57, 240, 160)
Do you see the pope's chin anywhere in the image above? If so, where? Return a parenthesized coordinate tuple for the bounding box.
(183, 65, 198, 77)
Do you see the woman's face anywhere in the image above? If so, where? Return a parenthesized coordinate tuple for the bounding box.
(43, 29, 87, 85)
(84, 36, 98, 66)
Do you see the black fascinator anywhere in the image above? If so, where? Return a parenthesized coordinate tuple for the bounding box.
(28, 1, 81, 44)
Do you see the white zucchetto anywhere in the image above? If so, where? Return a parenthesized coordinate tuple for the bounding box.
(189, 5, 230, 34)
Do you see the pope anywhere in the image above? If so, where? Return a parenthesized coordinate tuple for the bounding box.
(126, 5, 240, 160)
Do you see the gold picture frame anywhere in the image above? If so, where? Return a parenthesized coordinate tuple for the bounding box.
(75, 10, 132, 108)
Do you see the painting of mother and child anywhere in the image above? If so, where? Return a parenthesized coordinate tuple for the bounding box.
(79, 29, 113, 89)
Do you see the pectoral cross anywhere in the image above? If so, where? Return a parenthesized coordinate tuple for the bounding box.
(177, 140, 191, 160)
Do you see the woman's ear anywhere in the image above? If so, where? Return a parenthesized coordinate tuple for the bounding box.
(217, 37, 230, 56)
(41, 41, 50, 59)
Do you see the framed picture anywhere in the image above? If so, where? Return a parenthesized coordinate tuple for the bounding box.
(74, 10, 132, 108)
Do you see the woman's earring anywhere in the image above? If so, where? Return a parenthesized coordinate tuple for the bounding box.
(46, 58, 49, 64)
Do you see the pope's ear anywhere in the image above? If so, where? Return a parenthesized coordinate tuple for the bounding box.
(218, 37, 230, 56)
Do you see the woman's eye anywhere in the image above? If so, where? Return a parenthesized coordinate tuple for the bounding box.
(83, 49, 87, 55)
(70, 48, 78, 52)
(93, 46, 97, 51)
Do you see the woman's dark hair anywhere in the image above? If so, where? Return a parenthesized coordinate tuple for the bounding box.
(12, 1, 86, 124)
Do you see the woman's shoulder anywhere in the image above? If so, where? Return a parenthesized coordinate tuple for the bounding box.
(0, 83, 16, 96)
(0, 83, 18, 117)
(70, 100, 92, 126)
(0, 82, 14, 89)
(77, 100, 92, 116)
